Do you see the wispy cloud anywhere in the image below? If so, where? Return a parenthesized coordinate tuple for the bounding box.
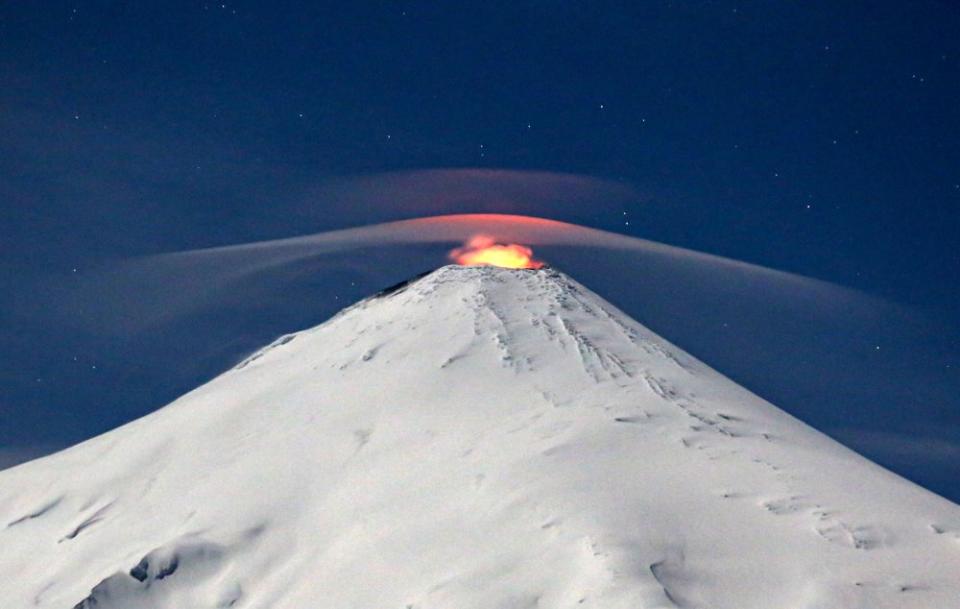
(0, 444, 59, 472)
(832, 428, 960, 468)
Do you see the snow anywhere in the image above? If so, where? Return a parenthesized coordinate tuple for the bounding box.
(1, 265, 958, 609)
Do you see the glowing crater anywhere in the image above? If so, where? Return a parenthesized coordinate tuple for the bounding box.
(448, 234, 545, 269)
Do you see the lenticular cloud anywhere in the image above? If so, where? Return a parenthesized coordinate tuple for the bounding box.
(43, 212, 864, 336)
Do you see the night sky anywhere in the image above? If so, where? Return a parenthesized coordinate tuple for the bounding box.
(2, 3, 958, 499)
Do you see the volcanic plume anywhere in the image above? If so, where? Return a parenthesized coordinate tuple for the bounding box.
(448, 234, 545, 269)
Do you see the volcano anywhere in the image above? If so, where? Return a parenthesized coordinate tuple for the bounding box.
(1, 265, 958, 609)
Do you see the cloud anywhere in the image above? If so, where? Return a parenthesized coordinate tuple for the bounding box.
(0, 444, 59, 472)
(298, 169, 642, 223)
(832, 428, 960, 468)
(15, 212, 868, 338)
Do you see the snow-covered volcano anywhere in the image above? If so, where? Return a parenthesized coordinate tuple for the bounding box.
(1, 265, 958, 609)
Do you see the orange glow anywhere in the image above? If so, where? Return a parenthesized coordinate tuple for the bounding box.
(449, 234, 545, 269)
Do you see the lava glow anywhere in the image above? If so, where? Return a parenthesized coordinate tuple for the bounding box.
(449, 234, 545, 269)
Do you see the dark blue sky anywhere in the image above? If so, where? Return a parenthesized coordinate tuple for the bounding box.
(2, 2, 958, 498)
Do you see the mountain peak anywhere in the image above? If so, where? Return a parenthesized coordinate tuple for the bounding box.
(298, 262, 691, 392)
(2, 266, 959, 609)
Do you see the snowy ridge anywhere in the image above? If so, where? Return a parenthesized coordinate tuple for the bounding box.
(1, 265, 958, 609)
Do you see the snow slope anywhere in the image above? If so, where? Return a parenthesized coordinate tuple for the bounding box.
(1, 265, 958, 609)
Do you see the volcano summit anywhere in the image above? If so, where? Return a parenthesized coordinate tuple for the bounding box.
(1, 265, 958, 609)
